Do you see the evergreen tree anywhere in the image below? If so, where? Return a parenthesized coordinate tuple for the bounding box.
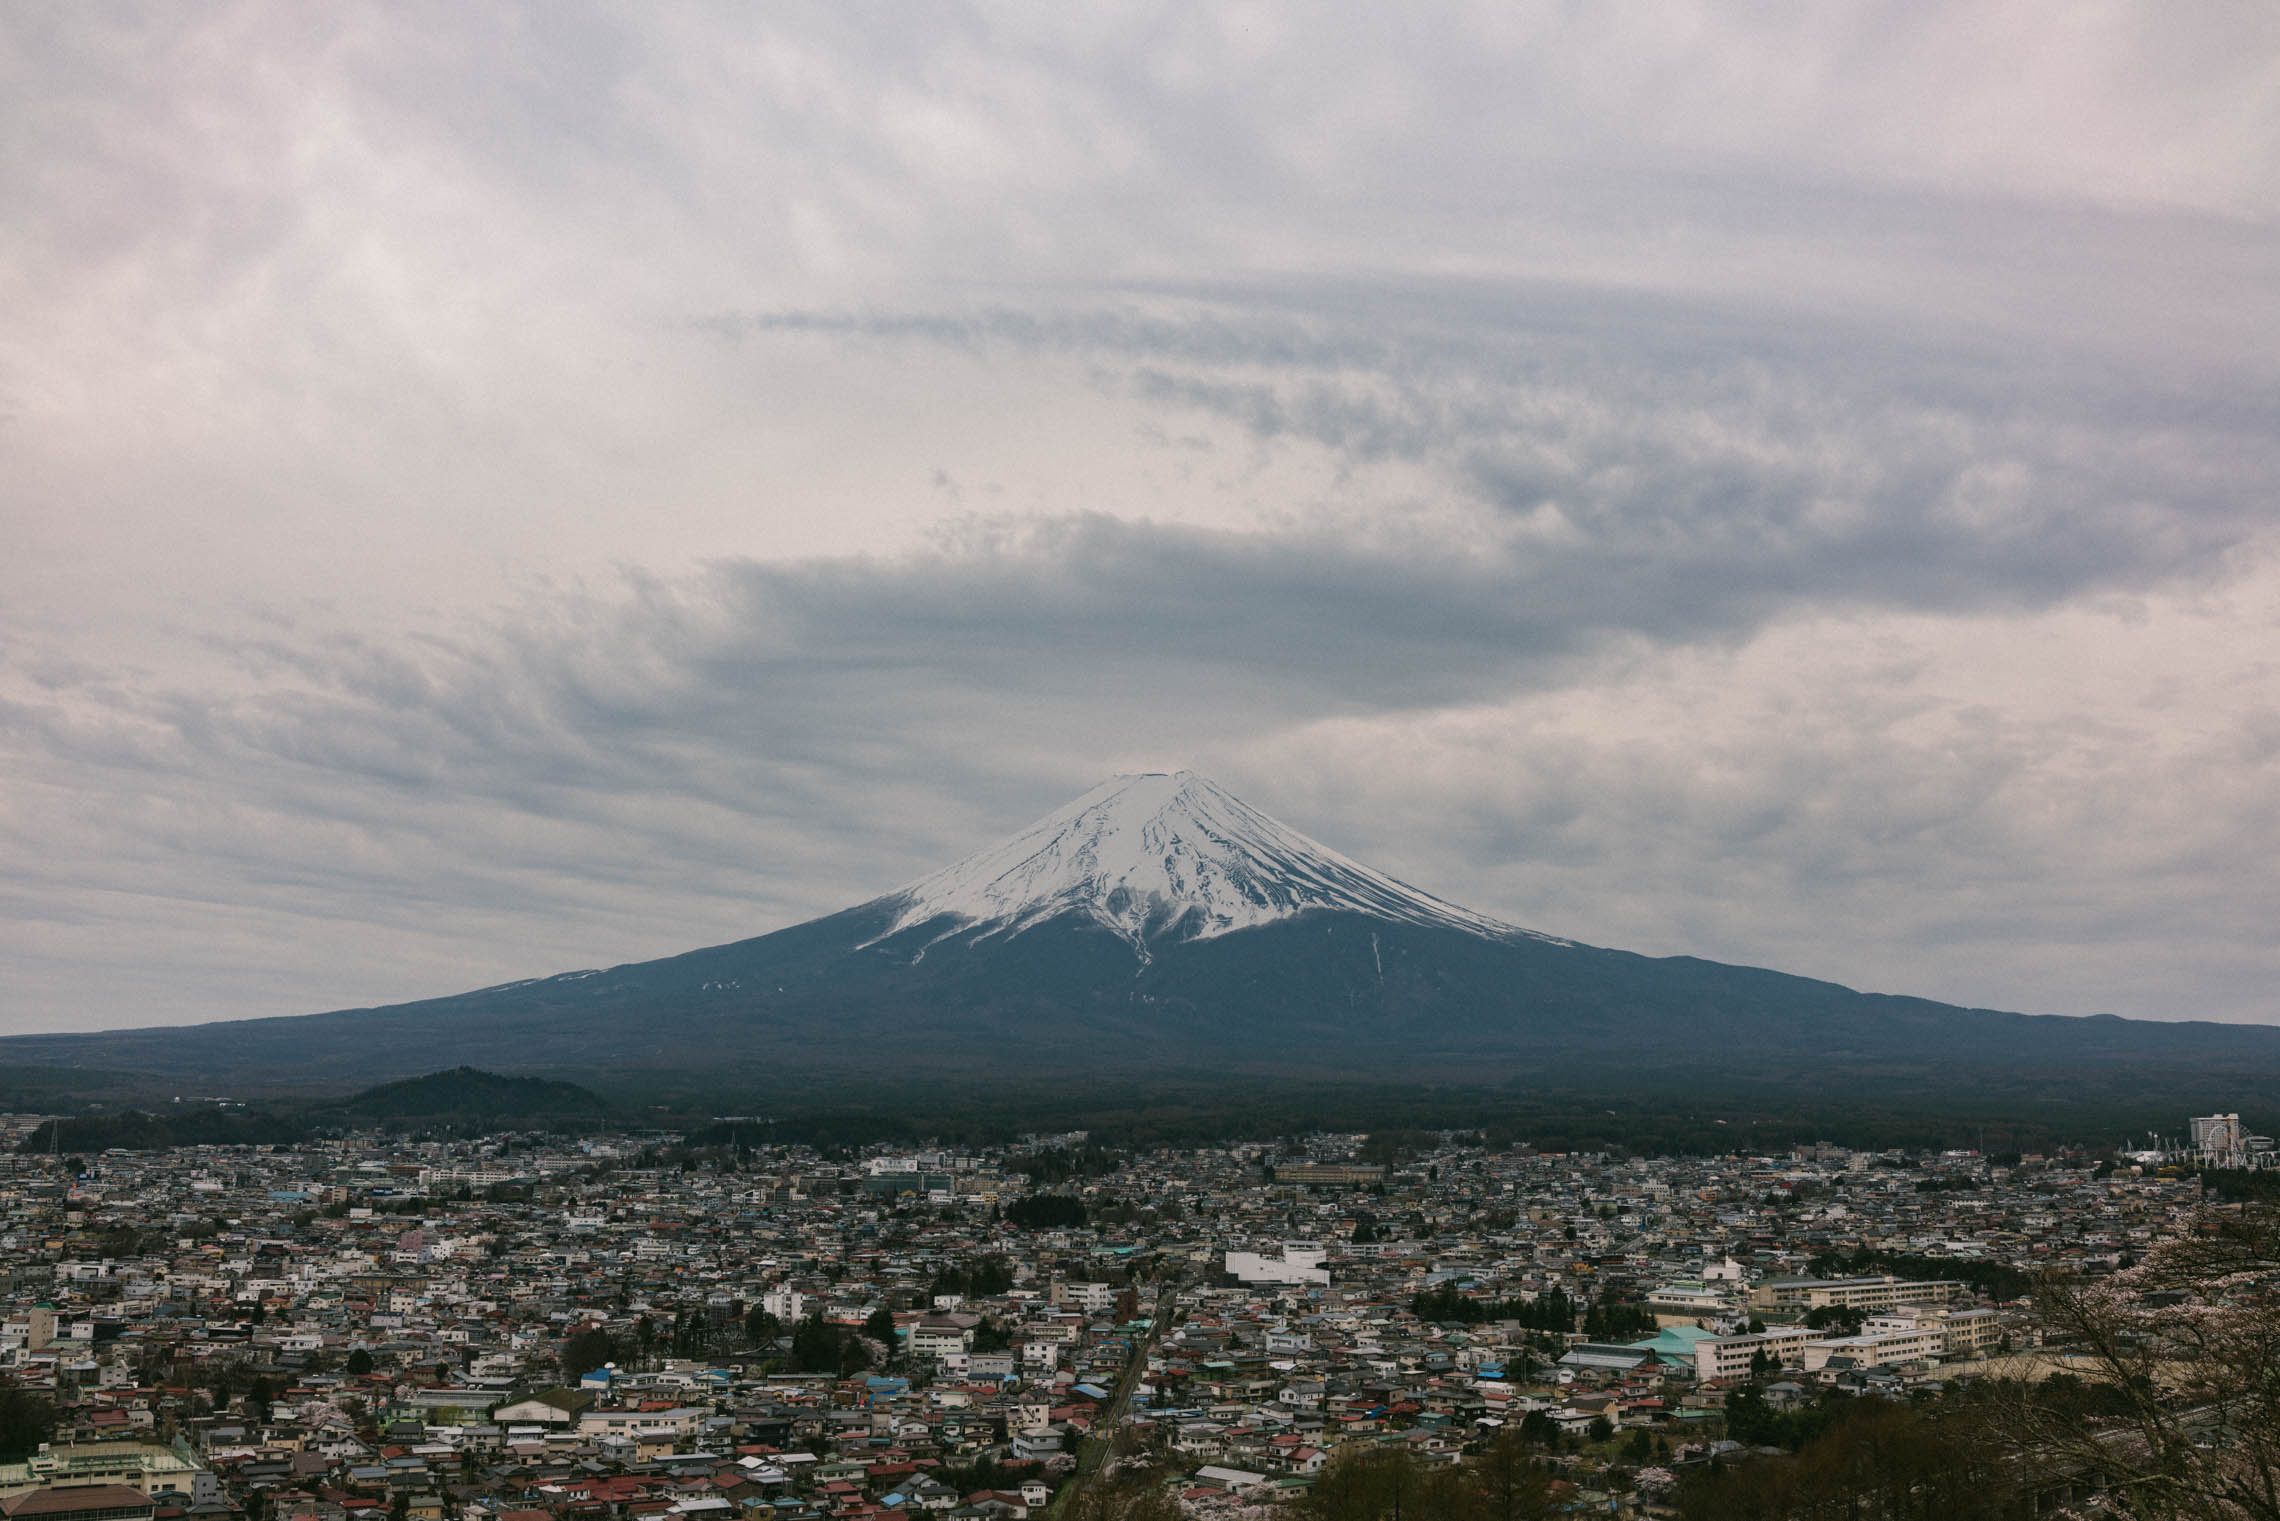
(1466, 1429, 1558, 1521)
(0, 1383, 56, 1463)
(559, 1328, 620, 1381)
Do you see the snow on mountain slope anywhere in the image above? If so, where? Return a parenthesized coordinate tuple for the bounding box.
(869, 770, 1559, 960)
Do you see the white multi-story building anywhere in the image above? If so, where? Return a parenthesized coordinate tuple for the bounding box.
(1750, 1276, 1963, 1313)
(1697, 1307, 1995, 1382)
(577, 1406, 704, 1442)
(908, 1320, 975, 1360)
(0, 1440, 212, 1503)
(1929, 1307, 2003, 1357)
(1693, 1327, 1817, 1382)
(1800, 1324, 1946, 1372)
(1065, 1280, 1114, 1313)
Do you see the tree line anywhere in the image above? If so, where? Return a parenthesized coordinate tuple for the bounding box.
(1410, 1285, 1580, 1333)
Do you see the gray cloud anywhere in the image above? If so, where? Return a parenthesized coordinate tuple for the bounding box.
(713, 287, 2279, 622)
(1239, 593, 2280, 1025)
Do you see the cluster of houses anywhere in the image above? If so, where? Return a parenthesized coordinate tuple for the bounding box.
(0, 1119, 2214, 1520)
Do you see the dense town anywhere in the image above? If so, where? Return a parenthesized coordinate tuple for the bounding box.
(0, 1116, 2257, 1521)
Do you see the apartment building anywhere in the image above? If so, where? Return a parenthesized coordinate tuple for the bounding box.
(1749, 1275, 1964, 1313)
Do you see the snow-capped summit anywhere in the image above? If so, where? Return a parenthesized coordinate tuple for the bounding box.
(871, 770, 1548, 959)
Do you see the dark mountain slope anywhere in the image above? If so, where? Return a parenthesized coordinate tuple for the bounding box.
(8, 770, 2273, 1103)
(6, 904, 2277, 1102)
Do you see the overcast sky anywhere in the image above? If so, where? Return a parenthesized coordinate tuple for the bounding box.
(5, 1, 2278, 1036)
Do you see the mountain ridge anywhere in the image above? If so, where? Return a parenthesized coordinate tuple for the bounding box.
(6, 771, 2279, 1103)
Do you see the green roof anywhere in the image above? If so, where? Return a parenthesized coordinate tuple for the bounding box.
(1628, 1326, 1715, 1357)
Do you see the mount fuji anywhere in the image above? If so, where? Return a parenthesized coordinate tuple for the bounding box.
(11, 771, 2280, 1100)
(871, 771, 1543, 958)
